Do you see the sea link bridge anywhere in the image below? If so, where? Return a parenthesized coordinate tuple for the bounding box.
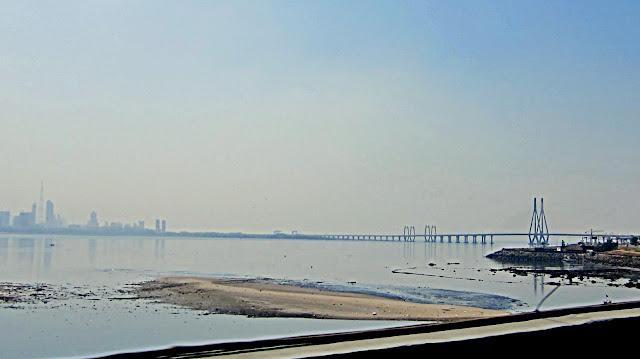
(318, 198, 637, 246)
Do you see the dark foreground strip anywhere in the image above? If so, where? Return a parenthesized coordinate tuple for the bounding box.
(322, 315, 640, 358)
(95, 300, 640, 359)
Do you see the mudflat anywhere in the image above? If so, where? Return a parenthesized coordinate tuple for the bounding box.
(136, 276, 510, 322)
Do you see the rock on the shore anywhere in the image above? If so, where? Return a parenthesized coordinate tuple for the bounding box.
(487, 247, 640, 269)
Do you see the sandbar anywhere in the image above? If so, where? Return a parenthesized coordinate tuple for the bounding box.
(136, 276, 510, 322)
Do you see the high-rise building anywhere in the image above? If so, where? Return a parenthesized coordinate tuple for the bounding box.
(161, 220, 166, 233)
(109, 222, 123, 230)
(45, 200, 56, 227)
(138, 220, 145, 230)
(38, 181, 44, 224)
(31, 203, 37, 227)
(155, 219, 160, 233)
(0, 211, 10, 227)
(87, 211, 99, 228)
(13, 211, 34, 228)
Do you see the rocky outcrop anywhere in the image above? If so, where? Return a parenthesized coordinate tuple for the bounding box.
(487, 247, 640, 269)
(486, 248, 567, 265)
(583, 251, 640, 268)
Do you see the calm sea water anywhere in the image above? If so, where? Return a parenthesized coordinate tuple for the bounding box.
(1, 234, 639, 358)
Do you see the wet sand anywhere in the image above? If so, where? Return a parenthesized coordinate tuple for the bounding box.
(136, 276, 510, 322)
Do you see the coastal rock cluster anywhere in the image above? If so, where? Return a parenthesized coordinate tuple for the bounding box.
(583, 250, 640, 268)
(486, 248, 568, 265)
(486, 247, 640, 288)
(487, 247, 640, 269)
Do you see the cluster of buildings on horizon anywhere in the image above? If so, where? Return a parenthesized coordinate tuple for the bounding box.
(76, 210, 167, 234)
(0, 200, 64, 229)
(1, 187, 167, 235)
(0, 203, 168, 235)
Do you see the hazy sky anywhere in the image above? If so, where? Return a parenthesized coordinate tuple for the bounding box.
(2, 1, 639, 234)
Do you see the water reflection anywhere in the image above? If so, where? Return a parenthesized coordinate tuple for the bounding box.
(402, 242, 415, 261)
(43, 238, 53, 271)
(88, 238, 97, 265)
(533, 273, 545, 297)
(16, 237, 35, 271)
(0, 237, 56, 280)
(0, 237, 8, 263)
(154, 238, 165, 260)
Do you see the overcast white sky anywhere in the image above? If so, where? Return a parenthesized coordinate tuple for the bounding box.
(1, 1, 639, 234)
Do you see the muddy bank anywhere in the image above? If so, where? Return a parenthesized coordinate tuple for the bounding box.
(0, 282, 134, 309)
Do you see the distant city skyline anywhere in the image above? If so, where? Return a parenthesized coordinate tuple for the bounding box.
(1, 181, 636, 236)
(0, 182, 167, 233)
(2, 2, 639, 235)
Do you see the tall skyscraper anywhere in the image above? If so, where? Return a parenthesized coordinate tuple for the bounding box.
(87, 211, 99, 228)
(45, 200, 55, 227)
(161, 220, 166, 233)
(0, 211, 10, 227)
(38, 181, 45, 224)
(31, 203, 37, 227)
(155, 219, 160, 233)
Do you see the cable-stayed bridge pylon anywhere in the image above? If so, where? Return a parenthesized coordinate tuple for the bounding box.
(529, 197, 550, 247)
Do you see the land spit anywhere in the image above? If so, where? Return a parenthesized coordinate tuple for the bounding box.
(135, 276, 510, 322)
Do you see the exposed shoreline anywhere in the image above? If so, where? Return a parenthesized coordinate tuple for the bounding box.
(135, 276, 510, 322)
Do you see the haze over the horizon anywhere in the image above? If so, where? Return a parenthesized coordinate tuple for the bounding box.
(2, 1, 639, 234)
